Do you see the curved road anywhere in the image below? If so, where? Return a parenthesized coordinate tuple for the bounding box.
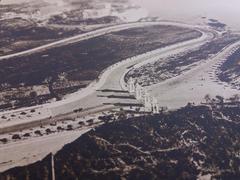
(48, 26, 214, 116)
(0, 21, 206, 61)
(0, 21, 214, 130)
(0, 21, 234, 172)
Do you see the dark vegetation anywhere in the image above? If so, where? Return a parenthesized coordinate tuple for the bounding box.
(1, 105, 240, 179)
(49, 14, 121, 25)
(126, 34, 240, 86)
(219, 48, 240, 89)
(208, 19, 227, 30)
(0, 18, 81, 56)
(0, 154, 53, 180)
(0, 25, 199, 86)
(0, 25, 200, 110)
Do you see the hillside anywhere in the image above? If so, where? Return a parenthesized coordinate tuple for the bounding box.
(1, 105, 240, 179)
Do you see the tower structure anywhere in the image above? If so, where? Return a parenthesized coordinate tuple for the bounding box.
(144, 90, 152, 112)
(152, 97, 159, 114)
(135, 83, 143, 100)
(128, 77, 135, 94)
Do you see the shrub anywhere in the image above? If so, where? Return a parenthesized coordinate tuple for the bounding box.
(46, 128, 52, 134)
(34, 130, 42, 136)
(0, 138, 8, 144)
(30, 109, 36, 113)
(67, 124, 73, 130)
(78, 121, 85, 125)
(20, 112, 27, 115)
(23, 133, 31, 137)
(57, 126, 63, 131)
(12, 134, 21, 140)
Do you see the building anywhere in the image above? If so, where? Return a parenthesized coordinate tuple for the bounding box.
(128, 77, 136, 94)
(135, 83, 144, 101)
(152, 97, 159, 114)
(127, 77, 159, 114)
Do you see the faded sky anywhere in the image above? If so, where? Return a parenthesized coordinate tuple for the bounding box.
(133, 0, 240, 30)
(1, 0, 240, 29)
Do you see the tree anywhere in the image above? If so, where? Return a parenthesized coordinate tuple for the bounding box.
(67, 124, 73, 130)
(204, 94, 211, 104)
(34, 130, 42, 136)
(135, 107, 140, 112)
(231, 94, 240, 107)
(0, 138, 8, 144)
(46, 128, 52, 134)
(12, 134, 21, 140)
(29, 91, 37, 99)
(44, 76, 61, 101)
(231, 94, 240, 103)
(216, 95, 224, 108)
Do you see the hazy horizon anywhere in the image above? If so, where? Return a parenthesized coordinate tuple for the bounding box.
(133, 0, 240, 30)
(1, 0, 240, 30)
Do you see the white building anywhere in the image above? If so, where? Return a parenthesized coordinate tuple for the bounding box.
(152, 97, 159, 114)
(128, 77, 136, 94)
(127, 77, 159, 114)
(135, 83, 144, 101)
(144, 90, 152, 112)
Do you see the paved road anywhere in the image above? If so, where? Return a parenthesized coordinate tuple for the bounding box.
(0, 21, 213, 131)
(48, 27, 213, 116)
(0, 21, 198, 61)
(149, 40, 240, 109)
(0, 22, 222, 172)
(0, 128, 91, 172)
